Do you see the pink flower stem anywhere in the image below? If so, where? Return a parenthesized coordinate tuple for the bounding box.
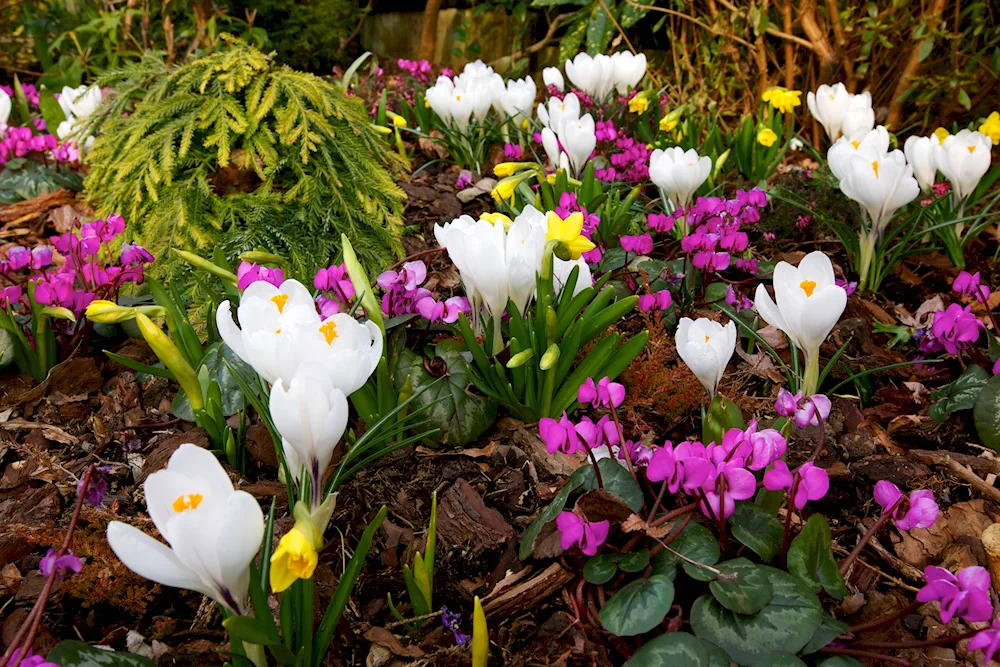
(585, 444, 605, 490)
(849, 629, 977, 650)
(646, 480, 669, 524)
(779, 475, 800, 570)
(838, 497, 904, 576)
(1, 464, 93, 667)
(609, 405, 638, 481)
(806, 396, 827, 462)
(847, 600, 922, 635)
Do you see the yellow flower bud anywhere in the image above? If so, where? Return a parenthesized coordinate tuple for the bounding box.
(135, 312, 203, 411)
(762, 87, 802, 114)
(479, 211, 513, 230)
(491, 177, 519, 203)
(659, 116, 678, 132)
(757, 128, 778, 147)
(933, 127, 950, 145)
(980, 112, 1000, 146)
(628, 91, 650, 115)
(269, 525, 319, 593)
(85, 300, 137, 324)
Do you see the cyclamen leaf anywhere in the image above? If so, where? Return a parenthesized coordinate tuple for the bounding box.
(709, 558, 774, 614)
(973, 373, 1000, 453)
(598, 575, 675, 637)
(730, 503, 783, 562)
(787, 515, 847, 599)
(930, 364, 988, 421)
(623, 632, 715, 667)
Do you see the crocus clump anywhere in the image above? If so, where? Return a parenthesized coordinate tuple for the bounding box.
(873, 481, 939, 531)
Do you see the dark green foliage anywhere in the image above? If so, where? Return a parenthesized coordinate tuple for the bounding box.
(84, 36, 405, 287)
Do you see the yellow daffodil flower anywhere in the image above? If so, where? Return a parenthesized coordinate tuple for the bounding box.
(762, 87, 802, 114)
(270, 524, 319, 593)
(494, 162, 533, 178)
(659, 115, 678, 132)
(628, 91, 649, 115)
(980, 112, 1000, 146)
(85, 300, 137, 324)
(757, 128, 778, 147)
(545, 211, 596, 260)
(933, 127, 950, 145)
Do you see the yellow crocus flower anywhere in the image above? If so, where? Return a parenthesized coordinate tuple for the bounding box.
(980, 112, 1000, 146)
(757, 128, 778, 147)
(545, 211, 596, 260)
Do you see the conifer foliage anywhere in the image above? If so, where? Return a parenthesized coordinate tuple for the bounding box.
(84, 35, 406, 280)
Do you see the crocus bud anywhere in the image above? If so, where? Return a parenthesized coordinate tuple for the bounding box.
(540, 343, 560, 371)
(85, 299, 137, 324)
(135, 312, 203, 411)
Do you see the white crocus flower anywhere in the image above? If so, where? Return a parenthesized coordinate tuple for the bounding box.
(217, 279, 321, 385)
(840, 92, 875, 138)
(68, 85, 102, 119)
(537, 93, 581, 131)
(542, 67, 564, 92)
(610, 52, 647, 95)
(838, 149, 919, 239)
(0, 90, 10, 131)
(505, 207, 547, 314)
(648, 147, 712, 211)
(107, 444, 264, 615)
(675, 318, 737, 398)
(285, 313, 383, 396)
(554, 257, 593, 297)
(426, 76, 455, 127)
(270, 369, 348, 502)
(559, 114, 596, 177)
(753, 252, 847, 394)
(933, 129, 993, 202)
(827, 126, 890, 182)
(540, 127, 561, 169)
(565, 53, 607, 99)
(903, 135, 938, 193)
(806, 82, 850, 141)
(500, 77, 537, 127)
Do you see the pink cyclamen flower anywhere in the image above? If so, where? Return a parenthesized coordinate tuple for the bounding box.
(39, 548, 83, 579)
(969, 616, 1000, 663)
(620, 233, 654, 255)
(931, 304, 984, 354)
(953, 271, 991, 304)
(764, 460, 829, 509)
(539, 413, 586, 455)
(503, 143, 523, 160)
(314, 263, 355, 303)
(834, 278, 857, 296)
(415, 295, 470, 323)
(702, 458, 756, 519)
(647, 212, 674, 233)
(119, 242, 154, 266)
(578, 376, 625, 409)
(917, 566, 993, 624)
(29, 246, 52, 269)
(794, 394, 832, 428)
(237, 262, 285, 291)
(574, 415, 619, 452)
(5, 649, 58, 667)
(556, 511, 609, 556)
(646, 441, 714, 494)
(637, 290, 672, 313)
(746, 426, 787, 471)
(872, 481, 939, 531)
(6, 246, 29, 270)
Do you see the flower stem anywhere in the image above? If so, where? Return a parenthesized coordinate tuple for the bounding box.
(847, 600, 921, 635)
(586, 445, 605, 490)
(838, 497, 903, 576)
(819, 647, 911, 666)
(802, 347, 820, 397)
(850, 629, 977, 650)
(779, 476, 800, 570)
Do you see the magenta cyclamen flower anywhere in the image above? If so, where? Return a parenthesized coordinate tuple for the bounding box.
(39, 548, 83, 580)
(237, 262, 284, 291)
(5, 649, 59, 667)
(725, 285, 754, 312)
(574, 415, 619, 452)
(931, 303, 984, 354)
(6, 246, 29, 270)
(578, 376, 625, 409)
(763, 461, 829, 509)
(953, 271, 991, 304)
(969, 616, 1000, 663)
(775, 390, 833, 428)
(637, 290, 672, 313)
(647, 212, 674, 233)
(702, 458, 756, 519)
(415, 295, 470, 323)
(872, 481, 939, 531)
(556, 511, 610, 556)
(539, 413, 586, 455)
(620, 233, 654, 255)
(119, 243, 154, 267)
(917, 566, 993, 624)
(646, 441, 714, 494)
(503, 143, 523, 160)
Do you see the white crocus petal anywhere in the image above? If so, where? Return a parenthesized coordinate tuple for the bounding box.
(426, 78, 454, 127)
(107, 522, 216, 598)
(542, 67, 564, 92)
(270, 370, 349, 488)
(841, 92, 874, 138)
(536, 102, 550, 128)
(291, 315, 383, 395)
(593, 54, 617, 100)
(505, 207, 547, 313)
(541, 127, 561, 168)
(612, 51, 646, 95)
(554, 257, 593, 297)
(756, 251, 847, 358)
(806, 83, 850, 141)
(565, 53, 605, 99)
(903, 135, 937, 193)
(217, 301, 247, 360)
(0, 90, 10, 128)
(827, 126, 889, 182)
(59, 86, 80, 120)
(648, 147, 711, 210)
(559, 114, 596, 177)
(676, 318, 737, 397)
(548, 93, 581, 131)
(933, 129, 993, 201)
